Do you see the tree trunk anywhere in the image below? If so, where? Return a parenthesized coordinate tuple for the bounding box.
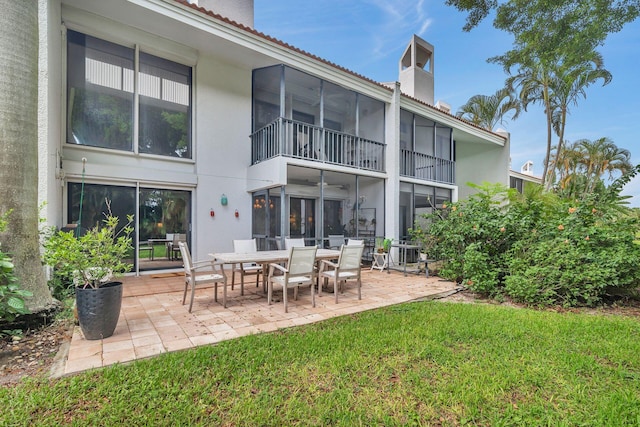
(0, 0, 56, 312)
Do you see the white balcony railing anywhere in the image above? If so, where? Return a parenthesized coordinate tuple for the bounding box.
(400, 149, 455, 184)
(251, 118, 385, 173)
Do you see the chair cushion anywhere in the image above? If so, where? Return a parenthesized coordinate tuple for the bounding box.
(194, 273, 225, 283)
(322, 271, 357, 279)
(271, 275, 313, 285)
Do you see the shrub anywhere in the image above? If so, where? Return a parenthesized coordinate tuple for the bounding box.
(43, 211, 133, 289)
(0, 211, 33, 323)
(412, 181, 640, 307)
(463, 242, 500, 295)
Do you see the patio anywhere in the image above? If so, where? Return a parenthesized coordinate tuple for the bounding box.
(59, 269, 459, 376)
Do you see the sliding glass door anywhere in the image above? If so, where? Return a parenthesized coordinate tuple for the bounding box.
(138, 189, 191, 271)
(67, 183, 191, 272)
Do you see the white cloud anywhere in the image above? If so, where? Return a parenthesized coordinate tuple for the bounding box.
(418, 18, 433, 36)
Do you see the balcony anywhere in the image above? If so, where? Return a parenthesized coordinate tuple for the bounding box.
(400, 149, 455, 184)
(251, 118, 385, 173)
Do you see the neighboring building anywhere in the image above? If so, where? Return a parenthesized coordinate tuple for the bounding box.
(38, 0, 509, 274)
(509, 161, 542, 193)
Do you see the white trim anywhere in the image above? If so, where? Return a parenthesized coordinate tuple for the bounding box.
(400, 177, 457, 191)
(134, 44, 140, 154)
(127, 0, 391, 101)
(62, 5, 198, 65)
(509, 170, 542, 184)
(63, 144, 196, 165)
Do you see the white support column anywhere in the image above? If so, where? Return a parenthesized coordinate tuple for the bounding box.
(385, 82, 401, 243)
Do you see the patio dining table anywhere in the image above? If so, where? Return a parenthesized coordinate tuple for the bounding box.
(209, 249, 341, 294)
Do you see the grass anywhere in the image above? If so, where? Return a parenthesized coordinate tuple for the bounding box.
(2, 302, 640, 426)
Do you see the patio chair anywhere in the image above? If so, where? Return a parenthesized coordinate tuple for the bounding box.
(319, 244, 364, 303)
(171, 233, 187, 260)
(284, 237, 305, 250)
(267, 246, 317, 313)
(178, 242, 227, 312)
(138, 240, 153, 260)
(232, 239, 262, 296)
(347, 239, 364, 246)
(328, 234, 345, 250)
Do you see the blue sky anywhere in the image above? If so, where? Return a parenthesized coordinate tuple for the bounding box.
(254, 0, 640, 205)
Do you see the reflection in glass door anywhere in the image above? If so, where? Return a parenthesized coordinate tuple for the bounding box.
(323, 200, 344, 236)
(290, 198, 315, 240)
(68, 183, 191, 272)
(252, 191, 281, 250)
(67, 183, 136, 271)
(138, 188, 191, 271)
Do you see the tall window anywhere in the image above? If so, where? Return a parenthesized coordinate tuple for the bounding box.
(67, 30, 192, 158)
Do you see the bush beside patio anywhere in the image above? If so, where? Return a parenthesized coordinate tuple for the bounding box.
(411, 182, 640, 307)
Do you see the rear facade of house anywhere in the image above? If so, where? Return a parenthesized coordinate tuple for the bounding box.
(38, 0, 509, 274)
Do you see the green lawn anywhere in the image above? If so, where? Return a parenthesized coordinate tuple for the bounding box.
(2, 302, 640, 426)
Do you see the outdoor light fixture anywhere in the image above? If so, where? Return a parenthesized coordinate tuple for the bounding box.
(235, 209, 239, 218)
(210, 209, 215, 217)
(221, 194, 228, 206)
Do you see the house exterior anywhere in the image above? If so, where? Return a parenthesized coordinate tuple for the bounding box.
(37, 0, 509, 274)
(509, 161, 542, 193)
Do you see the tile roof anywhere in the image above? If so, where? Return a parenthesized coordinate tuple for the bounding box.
(172, 0, 506, 141)
(172, 0, 391, 92)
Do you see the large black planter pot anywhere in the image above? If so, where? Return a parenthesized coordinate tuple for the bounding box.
(75, 281, 123, 340)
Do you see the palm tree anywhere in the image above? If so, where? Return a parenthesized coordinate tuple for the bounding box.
(550, 52, 612, 160)
(455, 88, 521, 130)
(577, 137, 632, 193)
(0, 1, 55, 311)
(506, 60, 554, 188)
(548, 141, 582, 192)
(506, 53, 612, 189)
(549, 138, 632, 197)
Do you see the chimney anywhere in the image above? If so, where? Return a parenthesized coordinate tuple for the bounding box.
(520, 161, 534, 175)
(192, 0, 254, 28)
(398, 35, 434, 104)
(435, 100, 451, 114)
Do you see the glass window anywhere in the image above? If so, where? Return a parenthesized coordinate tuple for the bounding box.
(324, 81, 356, 135)
(67, 182, 136, 270)
(436, 126, 452, 160)
(415, 115, 435, 156)
(138, 53, 192, 158)
(510, 176, 524, 193)
(358, 94, 384, 142)
(67, 183, 136, 232)
(289, 198, 316, 239)
(284, 67, 320, 124)
(67, 31, 134, 150)
(67, 30, 192, 158)
(138, 188, 191, 270)
(252, 65, 282, 131)
(400, 109, 414, 151)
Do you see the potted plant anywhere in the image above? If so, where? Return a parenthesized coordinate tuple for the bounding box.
(375, 237, 384, 253)
(383, 238, 392, 253)
(44, 209, 133, 340)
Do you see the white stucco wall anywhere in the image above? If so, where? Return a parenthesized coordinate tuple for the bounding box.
(38, 0, 514, 276)
(38, 0, 63, 226)
(192, 54, 253, 257)
(455, 136, 510, 201)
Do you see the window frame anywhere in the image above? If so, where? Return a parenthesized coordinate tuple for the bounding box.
(66, 29, 193, 159)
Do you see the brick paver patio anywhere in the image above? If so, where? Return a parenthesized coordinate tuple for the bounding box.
(60, 269, 459, 376)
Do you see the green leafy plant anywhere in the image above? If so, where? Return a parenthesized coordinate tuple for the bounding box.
(43, 206, 134, 289)
(0, 211, 33, 323)
(411, 181, 640, 307)
(383, 238, 392, 253)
